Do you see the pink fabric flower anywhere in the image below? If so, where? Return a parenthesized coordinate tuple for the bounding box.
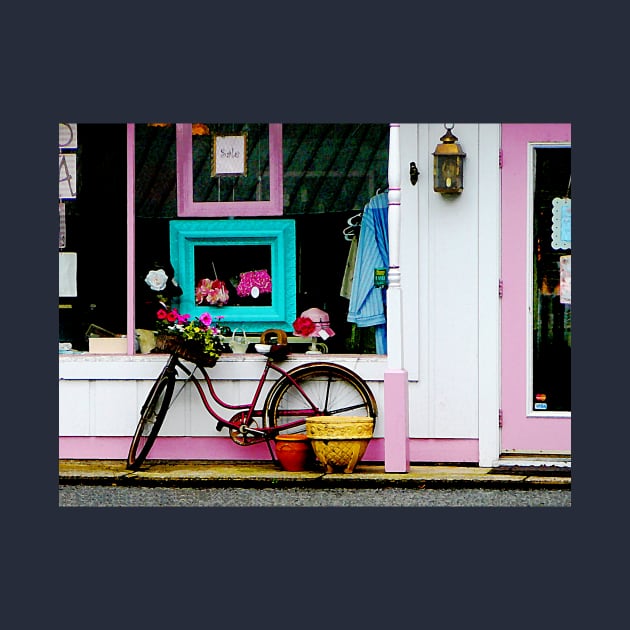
(236, 270, 272, 298)
(195, 278, 229, 306)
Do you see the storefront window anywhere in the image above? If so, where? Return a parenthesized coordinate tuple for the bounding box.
(531, 146, 571, 411)
(59, 123, 389, 355)
(283, 124, 389, 353)
(135, 123, 389, 353)
(58, 123, 128, 350)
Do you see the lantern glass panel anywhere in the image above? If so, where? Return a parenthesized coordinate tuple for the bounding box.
(434, 154, 463, 193)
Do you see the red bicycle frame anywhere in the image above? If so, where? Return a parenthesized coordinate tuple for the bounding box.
(173, 356, 315, 443)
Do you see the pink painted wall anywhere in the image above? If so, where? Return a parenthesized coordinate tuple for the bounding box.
(59, 437, 478, 463)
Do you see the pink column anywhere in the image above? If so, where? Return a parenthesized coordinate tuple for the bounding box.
(384, 370, 410, 471)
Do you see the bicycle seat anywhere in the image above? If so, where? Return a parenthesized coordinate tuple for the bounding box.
(255, 329, 289, 360)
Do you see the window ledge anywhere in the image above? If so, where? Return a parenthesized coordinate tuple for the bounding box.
(59, 352, 387, 381)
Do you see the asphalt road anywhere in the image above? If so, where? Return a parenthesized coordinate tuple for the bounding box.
(59, 484, 571, 507)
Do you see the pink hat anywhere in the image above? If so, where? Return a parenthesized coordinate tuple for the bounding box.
(299, 307, 335, 339)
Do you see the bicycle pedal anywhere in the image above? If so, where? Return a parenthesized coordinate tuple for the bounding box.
(216, 422, 227, 432)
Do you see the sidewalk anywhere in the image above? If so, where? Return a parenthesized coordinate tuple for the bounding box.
(59, 459, 571, 489)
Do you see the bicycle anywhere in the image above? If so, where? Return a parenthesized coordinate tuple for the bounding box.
(126, 329, 378, 470)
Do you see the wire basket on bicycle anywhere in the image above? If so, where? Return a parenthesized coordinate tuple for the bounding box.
(154, 307, 223, 367)
(155, 333, 219, 367)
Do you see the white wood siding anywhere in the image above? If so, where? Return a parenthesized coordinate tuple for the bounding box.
(399, 124, 500, 445)
(59, 354, 386, 438)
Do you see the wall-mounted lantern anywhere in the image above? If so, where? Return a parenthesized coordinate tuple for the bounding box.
(433, 124, 466, 194)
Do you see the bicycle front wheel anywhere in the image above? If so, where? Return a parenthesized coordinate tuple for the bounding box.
(264, 363, 377, 433)
(126, 364, 176, 470)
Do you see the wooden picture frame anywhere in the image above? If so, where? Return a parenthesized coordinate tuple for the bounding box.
(176, 123, 283, 217)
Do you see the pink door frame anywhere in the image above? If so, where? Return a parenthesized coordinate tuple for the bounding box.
(500, 123, 571, 452)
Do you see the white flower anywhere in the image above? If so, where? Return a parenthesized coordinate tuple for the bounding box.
(145, 269, 168, 292)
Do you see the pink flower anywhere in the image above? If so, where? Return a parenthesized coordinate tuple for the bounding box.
(195, 278, 212, 304)
(196, 278, 229, 306)
(166, 310, 178, 323)
(236, 270, 272, 298)
(176, 313, 190, 324)
(157, 309, 168, 320)
(199, 312, 213, 327)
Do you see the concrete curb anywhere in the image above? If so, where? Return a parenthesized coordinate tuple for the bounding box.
(59, 460, 571, 489)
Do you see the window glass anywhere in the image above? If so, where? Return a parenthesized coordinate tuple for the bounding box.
(532, 147, 571, 411)
(135, 123, 389, 353)
(59, 123, 127, 350)
(59, 123, 390, 354)
(283, 124, 389, 353)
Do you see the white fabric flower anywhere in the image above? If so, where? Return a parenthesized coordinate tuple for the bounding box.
(145, 269, 168, 291)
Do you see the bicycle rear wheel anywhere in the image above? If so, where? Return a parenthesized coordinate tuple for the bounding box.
(264, 362, 377, 433)
(126, 362, 176, 470)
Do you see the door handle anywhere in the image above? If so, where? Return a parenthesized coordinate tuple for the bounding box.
(409, 162, 419, 185)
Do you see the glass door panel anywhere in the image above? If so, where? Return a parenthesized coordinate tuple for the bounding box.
(531, 147, 571, 412)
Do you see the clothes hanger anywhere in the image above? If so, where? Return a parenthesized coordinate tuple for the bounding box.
(343, 212, 362, 241)
(343, 225, 356, 241)
(347, 212, 362, 227)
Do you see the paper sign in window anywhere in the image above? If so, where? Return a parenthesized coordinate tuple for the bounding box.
(58, 123, 77, 149)
(551, 197, 571, 249)
(212, 133, 247, 176)
(560, 255, 571, 305)
(59, 153, 77, 199)
(59, 252, 78, 297)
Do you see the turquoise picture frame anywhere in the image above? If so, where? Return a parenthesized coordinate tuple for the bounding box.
(169, 219, 296, 333)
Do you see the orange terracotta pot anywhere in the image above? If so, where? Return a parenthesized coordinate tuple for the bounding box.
(274, 434, 312, 472)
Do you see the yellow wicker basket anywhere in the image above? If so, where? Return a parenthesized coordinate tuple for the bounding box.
(305, 416, 374, 474)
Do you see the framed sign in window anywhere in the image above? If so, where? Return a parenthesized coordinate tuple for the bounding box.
(176, 123, 283, 217)
(169, 219, 296, 332)
(212, 133, 247, 176)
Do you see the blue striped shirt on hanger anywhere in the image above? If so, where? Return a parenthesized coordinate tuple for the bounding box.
(347, 192, 389, 353)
